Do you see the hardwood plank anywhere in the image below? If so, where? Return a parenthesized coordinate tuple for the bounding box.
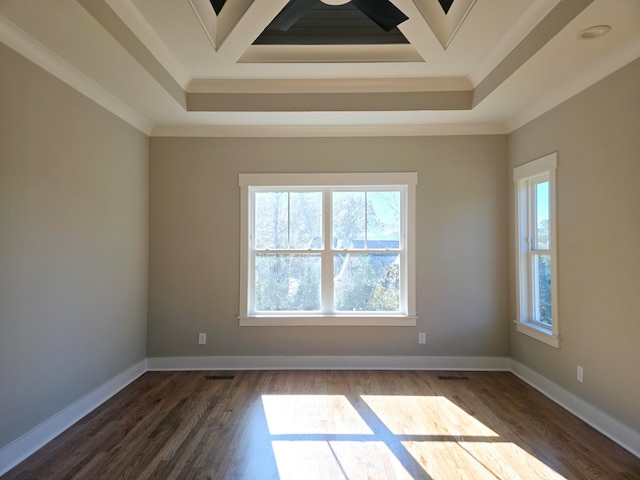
(2, 371, 639, 479)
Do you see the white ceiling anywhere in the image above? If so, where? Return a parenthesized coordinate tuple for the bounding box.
(1, 0, 639, 136)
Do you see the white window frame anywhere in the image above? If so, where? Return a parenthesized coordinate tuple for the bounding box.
(238, 172, 417, 327)
(514, 153, 559, 348)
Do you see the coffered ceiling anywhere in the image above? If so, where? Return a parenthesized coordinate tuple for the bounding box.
(1, 0, 639, 136)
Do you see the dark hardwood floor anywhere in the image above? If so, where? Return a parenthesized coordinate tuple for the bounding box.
(3, 370, 639, 479)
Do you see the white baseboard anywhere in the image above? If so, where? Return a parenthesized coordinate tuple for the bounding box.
(3, 356, 638, 476)
(510, 359, 640, 459)
(146, 355, 511, 371)
(0, 359, 147, 476)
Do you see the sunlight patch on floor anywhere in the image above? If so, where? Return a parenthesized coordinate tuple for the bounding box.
(361, 395, 500, 437)
(403, 441, 567, 479)
(260, 394, 568, 480)
(261, 395, 373, 435)
(271, 441, 413, 480)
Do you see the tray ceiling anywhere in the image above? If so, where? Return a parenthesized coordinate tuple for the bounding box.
(1, 0, 639, 136)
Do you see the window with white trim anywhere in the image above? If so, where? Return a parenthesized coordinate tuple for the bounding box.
(239, 173, 417, 326)
(514, 153, 559, 347)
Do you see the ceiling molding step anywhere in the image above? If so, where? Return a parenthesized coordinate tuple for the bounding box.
(151, 123, 508, 138)
(239, 44, 424, 64)
(469, 0, 560, 86)
(105, 0, 190, 87)
(0, 15, 152, 135)
(78, 0, 187, 109)
(213, 0, 289, 63)
(187, 0, 218, 50)
(412, 0, 477, 49)
(187, 90, 472, 112)
(188, 77, 472, 93)
(507, 34, 640, 132)
(216, 0, 280, 54)
(472, 0, 595, 107)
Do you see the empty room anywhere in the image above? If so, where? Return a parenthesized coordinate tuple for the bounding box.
(1, 0, 639, 478)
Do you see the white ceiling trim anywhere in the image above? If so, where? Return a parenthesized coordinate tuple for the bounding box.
(215, 0, 260, 50)
(413, 0, 477, 49)
(507, 33, 640, 132)
(187, 0, 217, 50)
(214, 0, 289, 64)
(391, 0, 444, 62)
(151, 123, 507, 138)
(0, 15, 152, 135)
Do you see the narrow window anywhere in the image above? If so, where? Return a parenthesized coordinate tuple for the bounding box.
(514, 153, 559, 347)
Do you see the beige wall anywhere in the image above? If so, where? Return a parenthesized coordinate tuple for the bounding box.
(0, 44, 149, 448)
(148, 135, 509, 358)
(508, 58, 640, 432)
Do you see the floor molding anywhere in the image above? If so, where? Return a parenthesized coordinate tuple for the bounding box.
(3, 356, 638, 475)
(146, 355, 511, 371)
(510, 359, 640, 459)
(0, 359, 147, 476)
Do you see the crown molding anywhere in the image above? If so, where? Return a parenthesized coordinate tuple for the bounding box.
(0, 15, 153, 135)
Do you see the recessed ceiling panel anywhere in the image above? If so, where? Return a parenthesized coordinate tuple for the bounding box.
(209, 0, 227, 16)
(438, 0, 455, 14)
(254, 3, 408, 45)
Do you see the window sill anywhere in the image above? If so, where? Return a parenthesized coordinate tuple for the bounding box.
(239, 315, 417, 327)
(514, 320, 560, 348)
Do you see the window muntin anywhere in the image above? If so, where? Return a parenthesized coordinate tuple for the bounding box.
(514, 154, 558, 347)
(239, 173, 417, 326)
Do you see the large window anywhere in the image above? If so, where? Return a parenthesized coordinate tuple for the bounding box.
(514, 153, 559, 347)
(239, 173, 417, 326)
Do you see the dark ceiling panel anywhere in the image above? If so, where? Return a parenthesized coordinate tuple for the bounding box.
(209, 0, 227, 15)
(254, 2, 408, 45)
(438, 0, 454, 14)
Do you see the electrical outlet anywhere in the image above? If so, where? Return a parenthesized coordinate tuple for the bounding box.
(577, 365, 583, 383)
(418, 332, 426, 344)
(198, 333, 207, 345)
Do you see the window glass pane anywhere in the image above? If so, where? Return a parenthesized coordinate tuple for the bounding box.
(532, 254, 552, 326)
(366, 191, 401, 248)
(289, 192, 322, 249)
(255, 192, 322, 249)
(255, 192, 288, 249)
(535, 181, 549, 250)
(332, 192, 365, 249)
(255, 254, 321, 311)
(334, 254, 400, 312)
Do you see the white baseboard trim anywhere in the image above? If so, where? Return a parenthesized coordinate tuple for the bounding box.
(146, 355, 511, 371)
(3, 356, 638, 476)
(0, 359, 147, 476)
(510, 359, 640, 459)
